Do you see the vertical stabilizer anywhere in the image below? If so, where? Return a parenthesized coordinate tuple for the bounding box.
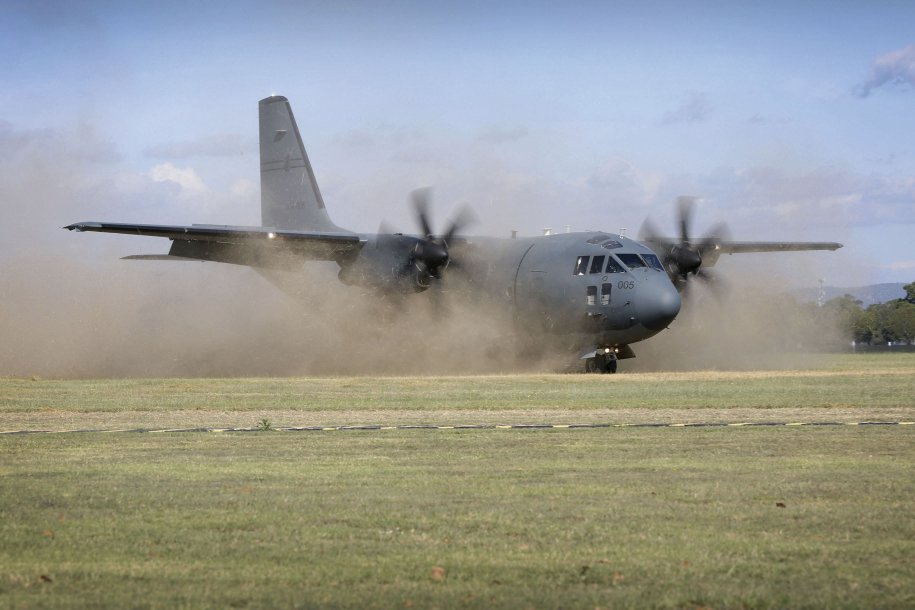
(259, 96, 344, 231)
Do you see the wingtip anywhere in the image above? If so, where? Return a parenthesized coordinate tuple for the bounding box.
(64, 222, 102, 232)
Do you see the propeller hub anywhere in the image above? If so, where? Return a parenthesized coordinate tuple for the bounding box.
(640, 196, 728, 289)
(422, 241, 449, 270)
(674, 246, 702, 276)
(391, 188, 475, 292)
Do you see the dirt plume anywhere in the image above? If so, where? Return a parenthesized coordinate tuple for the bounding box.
(629, 273, 846, 372)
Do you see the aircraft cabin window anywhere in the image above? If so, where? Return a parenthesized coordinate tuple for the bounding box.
(589, 255, 605, 274)
(643, 253, 665, 272)
(586, 285, 597, 306)
(605, 255, 625, 273)
(617, 253, 647, 269)
(601, 283, 611, 305)
(574, 256, 590, 275)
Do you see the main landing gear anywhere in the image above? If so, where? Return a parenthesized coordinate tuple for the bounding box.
(584, 352, 618, 374)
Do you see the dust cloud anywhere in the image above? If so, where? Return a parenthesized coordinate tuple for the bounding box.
(0, 120, 846, 379)
(0, 251, 845, 378)
(629, 270, 847, 372)
(0, 119, 534, 378)
(0, 254, 533, 378)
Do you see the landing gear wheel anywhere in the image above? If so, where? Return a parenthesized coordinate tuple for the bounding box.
(584, 354, 618, 374)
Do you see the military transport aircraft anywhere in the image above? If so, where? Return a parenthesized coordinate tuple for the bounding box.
(67, 95, 841, 373)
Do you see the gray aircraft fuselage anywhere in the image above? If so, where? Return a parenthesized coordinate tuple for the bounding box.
(439, 233, 679, 346)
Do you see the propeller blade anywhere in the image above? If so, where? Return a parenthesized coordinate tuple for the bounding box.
(696, 221, 731, 253)
(411, 187, 434, 237)
(676, 196, 696, 245)
(694, 267, 728, 301)
(638, 216, 665, 244)
(412, 259, 431, 288)
(443, 205, 476, 243)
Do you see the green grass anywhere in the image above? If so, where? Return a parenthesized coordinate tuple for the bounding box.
(1, 353, 914, 608)
(2, 429, 913, 609)
(1, 354, 914, 432)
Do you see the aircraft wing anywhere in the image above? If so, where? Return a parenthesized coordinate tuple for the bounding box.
(65, 222, 363, 270)
(715, 241, 842, 254)
(701, 240, 842, 266)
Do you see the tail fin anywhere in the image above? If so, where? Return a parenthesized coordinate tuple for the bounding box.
(259, 95, 344, 231)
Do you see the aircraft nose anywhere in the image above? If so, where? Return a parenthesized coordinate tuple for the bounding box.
(640, 279, 681, 331)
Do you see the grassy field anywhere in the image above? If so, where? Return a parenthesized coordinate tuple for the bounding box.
(2, 353, 914, 431)
(1, 353, 914, 608)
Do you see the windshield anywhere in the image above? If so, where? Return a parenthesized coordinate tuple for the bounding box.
(642, 253, 665, 272)
(617, 253, 647, 270)
(605, 255, 625, 273)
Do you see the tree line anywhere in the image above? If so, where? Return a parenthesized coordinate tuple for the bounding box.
(821, 281, 915, 346)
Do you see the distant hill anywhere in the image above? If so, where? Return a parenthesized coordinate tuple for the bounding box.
(793, 283, 906, 306)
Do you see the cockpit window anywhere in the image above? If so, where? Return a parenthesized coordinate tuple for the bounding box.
(601, 239, 623, 249)
(617, 253, 647, 269)
(605, 255, 625, 273)
(642, 253, 665, 272)
(589, 255, 605, 274)
(573, 256, 589, 275)
(586, 235, 609, 245)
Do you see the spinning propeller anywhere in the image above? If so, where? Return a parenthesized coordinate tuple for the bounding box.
(639, 196, 731, 290)
(391, 188, 475, 290)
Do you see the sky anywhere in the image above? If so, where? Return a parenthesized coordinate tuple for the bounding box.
(2, 0, 914, 288)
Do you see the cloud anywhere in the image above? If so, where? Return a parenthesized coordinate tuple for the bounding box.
(149, 162, 208, 194)
(230, 178, 258, 199)
(689, 164, 915, 233)
(854, 43, 915, 98)
(144, 133, 254, 158)
(661, 91, 712, 124)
